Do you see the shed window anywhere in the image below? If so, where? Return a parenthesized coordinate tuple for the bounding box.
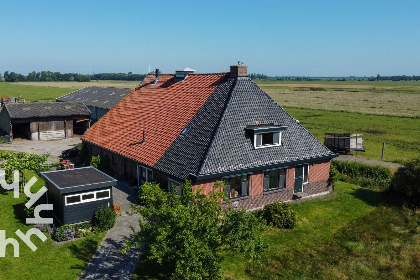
(96, 190, 110, 199)
(224, 175, 249, 199)
(264, 169, 286, 191)
(66, 195, 81, 205)
(82, 193, 95, 200)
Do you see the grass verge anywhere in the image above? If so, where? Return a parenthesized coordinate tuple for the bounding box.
(0, 171, 106, 280)
(222, 182, 420, 279)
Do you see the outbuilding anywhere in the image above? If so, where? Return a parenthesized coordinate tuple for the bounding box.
(40, 166, 117, 225)
(0, 101, 91, 141)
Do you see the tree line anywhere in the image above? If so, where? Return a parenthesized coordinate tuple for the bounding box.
(2, 71, 147, 82)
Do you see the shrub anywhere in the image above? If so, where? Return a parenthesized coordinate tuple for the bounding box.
(77, 142, 91, 166)
(391, 158, 420, 199)
(332, 160, 392, 190)
(262, 202, 297, 229)
(54, 225, 76, 242)
(90, 154, 110, 174)
(92, 206, 116, 233)
(329, 164, 339, 187)
(35, 224, 54, 236)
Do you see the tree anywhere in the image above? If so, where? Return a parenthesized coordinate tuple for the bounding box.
(123, 181, 266, 279)
(391, 157, 420, 199)
(377, 74, 381, 81)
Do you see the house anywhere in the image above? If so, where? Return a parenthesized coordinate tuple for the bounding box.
(56, 87, 131, 124)
(82, 65, 338, 210)
(0, 102, 91, 141)
(40, 166, 117, 225)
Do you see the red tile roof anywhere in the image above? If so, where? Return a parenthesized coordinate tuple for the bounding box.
(82, 72, 228, 167)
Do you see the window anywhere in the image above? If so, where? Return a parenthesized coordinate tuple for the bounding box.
(255, 132, 281, 148)
(96, 190, 110, 199)
(139, 165, 153, 184)
(180, 126, 190, 136)
(264, 169, 286, 191)
(303, 164, 309, 184)
(168, 179, 182, 195)
(112, 154, 117, 165)
(65, 189, 111, 206)
(224, 175, 249, 199)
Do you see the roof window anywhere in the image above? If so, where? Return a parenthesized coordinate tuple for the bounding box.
(245, 124, 287, 149)
(180, 126, 190, 136)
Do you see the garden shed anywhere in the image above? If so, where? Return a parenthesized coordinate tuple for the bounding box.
(40, 166, 117, 225)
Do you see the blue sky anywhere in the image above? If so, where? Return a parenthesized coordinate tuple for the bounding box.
(1, 0, 419, 76)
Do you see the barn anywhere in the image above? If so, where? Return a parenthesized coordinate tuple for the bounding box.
(56, 87, 131, 124)
(40, 166, 117, 225)
(0, 102, 91, 141)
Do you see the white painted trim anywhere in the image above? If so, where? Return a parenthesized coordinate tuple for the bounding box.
(65, 188, 111, 206)
(303, 163, 309, 185)
(254, 132, 282, 149)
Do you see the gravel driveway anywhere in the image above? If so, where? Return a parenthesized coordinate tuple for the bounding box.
(0, 137, 82, 164)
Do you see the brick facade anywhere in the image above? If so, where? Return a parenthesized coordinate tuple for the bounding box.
(192, 159, 332, 210)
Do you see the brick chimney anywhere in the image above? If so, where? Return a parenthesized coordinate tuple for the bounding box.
(230, 64, 248, 78)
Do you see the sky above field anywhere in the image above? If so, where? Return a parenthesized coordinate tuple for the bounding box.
(0, 0, 419, 76)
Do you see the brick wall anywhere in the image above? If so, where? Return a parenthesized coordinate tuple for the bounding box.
(192, 159, 332, 210)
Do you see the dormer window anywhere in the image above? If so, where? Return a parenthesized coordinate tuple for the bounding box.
(246, 124, 287, 149)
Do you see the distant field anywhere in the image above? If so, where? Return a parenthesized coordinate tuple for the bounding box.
(265, 88, 420, 118)
(14, 80, 140, 89)
(0, 83, 74, 102)
(285, 107, 420, 164)
(255, 79, 420, 87)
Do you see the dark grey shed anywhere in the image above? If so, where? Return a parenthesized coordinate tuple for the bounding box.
(40, 166, 117, 225)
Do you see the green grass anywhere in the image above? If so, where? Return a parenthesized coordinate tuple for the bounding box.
(285, 107, 420, 164)
(0, 171, 106, 280)
(222, 182, 420, 279)
(255, 79, 420, 87)
(0, 83, 74, 102)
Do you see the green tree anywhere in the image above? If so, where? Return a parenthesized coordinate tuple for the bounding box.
(391, 157, 420, 199)
(377, 74, 381, 81)
(123, 181, 266, 279)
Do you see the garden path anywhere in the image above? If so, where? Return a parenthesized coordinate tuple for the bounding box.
(78, 181, 141, 280)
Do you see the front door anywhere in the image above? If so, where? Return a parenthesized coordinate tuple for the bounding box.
(294, 166, 303, 193)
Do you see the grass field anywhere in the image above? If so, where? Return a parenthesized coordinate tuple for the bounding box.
(0, 171, 106, 280)
(14, 80, 140, 89)
(285, 107, 420, 164)
(221, 182, 420, 280)
(265, 88, 420, 118)
(255, 79, 420, 87)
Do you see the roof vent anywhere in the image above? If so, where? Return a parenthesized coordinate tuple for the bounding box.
(175, 67, 195, 81)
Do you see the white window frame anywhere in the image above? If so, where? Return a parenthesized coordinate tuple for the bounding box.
(65, 189, 111, 206)
(303, 164, 309, 184)
(254, 132, 282, 149)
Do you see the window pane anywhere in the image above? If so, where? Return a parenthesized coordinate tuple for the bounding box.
(303, 164, 309, 183)
(279, 169, 286, 188)
(96, 190, 110, 199)
(230, 176, 242, 198)
(262, 132, 274, 145)
(66, 195, 81, 205)
(269, 170, 279, 189)
(147, 169, 153, 181)
(82, 193, 94, 201)
(171, 181, 181, 195)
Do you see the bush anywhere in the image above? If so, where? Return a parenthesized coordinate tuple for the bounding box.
(54, 225, 76, 242)
(329, 164, 339, 187)
(92, 206, 116, 233)
(77, 142, 91, 166)
(332, 160, 392, 190)
(262, 202, 297, 229)
(391, 158, 420, 199)
(90, 154, 110, 174)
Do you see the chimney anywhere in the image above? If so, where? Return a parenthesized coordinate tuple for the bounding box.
(230, 64, 248, 78)
(155, 69, 159, 78)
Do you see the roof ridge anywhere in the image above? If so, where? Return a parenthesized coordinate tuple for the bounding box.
(194, 76, 238, 177)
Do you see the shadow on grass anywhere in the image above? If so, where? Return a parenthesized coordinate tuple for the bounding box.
(350, 187, 420, 209)
(12, 202, 27, 224)
(67, 236, 105, 271)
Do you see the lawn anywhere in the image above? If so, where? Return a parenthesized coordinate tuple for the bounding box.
(285, 107, 420, 164)
(222, 182, 420, 279)
(0, 171, 106, 280)
(255, 79, 420, 87)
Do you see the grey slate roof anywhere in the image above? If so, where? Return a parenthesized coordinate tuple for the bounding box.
(4, 102, 91, 119)
(56, 87, 132, 110)
(155, 77, 336, 180)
